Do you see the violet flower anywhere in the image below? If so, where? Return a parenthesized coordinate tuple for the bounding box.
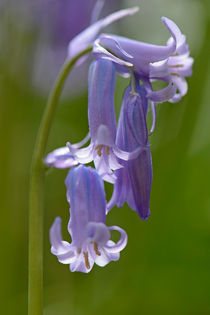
(45, 59, 141, 183)
(93, 17, 193, 103)
(71, 58, 140, 183)
(108, 81, 152, 220)
(50, 165, 127, 273)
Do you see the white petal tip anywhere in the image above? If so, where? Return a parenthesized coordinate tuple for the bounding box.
(130, 6, 140, 14)
(54, 217, 61, 224)
(161, 16, 171, 24)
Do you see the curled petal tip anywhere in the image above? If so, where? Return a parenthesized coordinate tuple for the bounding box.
(139, 209, 150, 221)
(161, 16, 167, 23)
(147, 82, 177, 103)
(50, 217, 64, 252)
(161, 16, 174, 27)
(129, 6, 140, 14)
(55, 217, 61, 223)
(161, 16, 184, 48)
(104, 225, 128, 253)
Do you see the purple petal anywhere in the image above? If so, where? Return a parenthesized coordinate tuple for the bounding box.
(169, 76, 188, 103)
(161, 17, 184, 48)
(95, 241, 120, 267)
(93, 152, 118, 184)
(88, 59, 116, 142)
(108, 152, 123, 171)
(168, 56, 194, 77)
(149, 60, 170, 80)
(85, 222, 110, 246)
(65, 165, 107, 247)
(107, 168, 131, 211)
(113, 146, 142, 160)
(50, 217, 64, 250)
(99, 35, 134, 59)
(70, 143, 94, 164)
(68, 7, 139, 63)
(45, 147, 78, 169)
(127, 150, 152, 220)
(70, 132, 90, 149)
(93, 39, 133, 68)
(94, 125, 115, 147)
(50, 217, 76, 264)
(103, 226, 128, 253)
(147, 82, 177, 103)
(70, 248, 95, 273)
(56, 248, 76, 264)
(149, 101, 157, 135)
(90, 0, 106, 24)
(110, 84, 152, 220)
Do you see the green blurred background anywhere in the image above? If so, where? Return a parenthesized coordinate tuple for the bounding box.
(1, 0, 210, 314)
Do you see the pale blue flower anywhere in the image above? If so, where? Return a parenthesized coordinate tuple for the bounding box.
(45, 59, 141, 183)
(50, 165, 127, 273)
(108, 81, 152, 220)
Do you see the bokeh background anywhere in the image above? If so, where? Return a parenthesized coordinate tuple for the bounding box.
(1, 0, 210, 314)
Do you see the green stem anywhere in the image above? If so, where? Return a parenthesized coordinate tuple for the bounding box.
(28, 46, 92, 315)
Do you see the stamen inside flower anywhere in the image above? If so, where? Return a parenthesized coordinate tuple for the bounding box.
(171, 52, 179, 56)
(93, 242, 101, 256)
(95, 144, 103, 156)
(105, 146, 110, 155)
(83, 251, 90, 269)
(170, 72, 181, 77)
(95, 144, 110, 156)
(77, 248, 81, 254)
(168, 64, 184, 68)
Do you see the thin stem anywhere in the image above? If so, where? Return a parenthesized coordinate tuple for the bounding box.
(28, 46, 92, 315)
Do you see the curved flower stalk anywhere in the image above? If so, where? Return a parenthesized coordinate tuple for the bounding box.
(45, 59, 141, 183)
(93, 17, 193, 104)
(50, 165, 127, 273)
(68, 6, 139, 65)
(108, 82, 152, 220)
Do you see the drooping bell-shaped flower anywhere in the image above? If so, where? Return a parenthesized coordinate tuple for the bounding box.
(70, 59, 141, 183)
(50, 165, 127, 273)
(108, 81, 152, 220)
(45, 58, 140, 183)
(93, 17, 193, 104)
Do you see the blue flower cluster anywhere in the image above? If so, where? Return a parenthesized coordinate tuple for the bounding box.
(46, 6, 193, 273)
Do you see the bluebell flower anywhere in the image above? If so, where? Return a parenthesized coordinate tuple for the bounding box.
(50, 165, 127, 273)
(45, 59, 141, 183)
(93, 17, 193, 104)
(108, 80, 152, 220)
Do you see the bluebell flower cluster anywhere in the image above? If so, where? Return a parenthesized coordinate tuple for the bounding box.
(46, 5, 193, 273)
